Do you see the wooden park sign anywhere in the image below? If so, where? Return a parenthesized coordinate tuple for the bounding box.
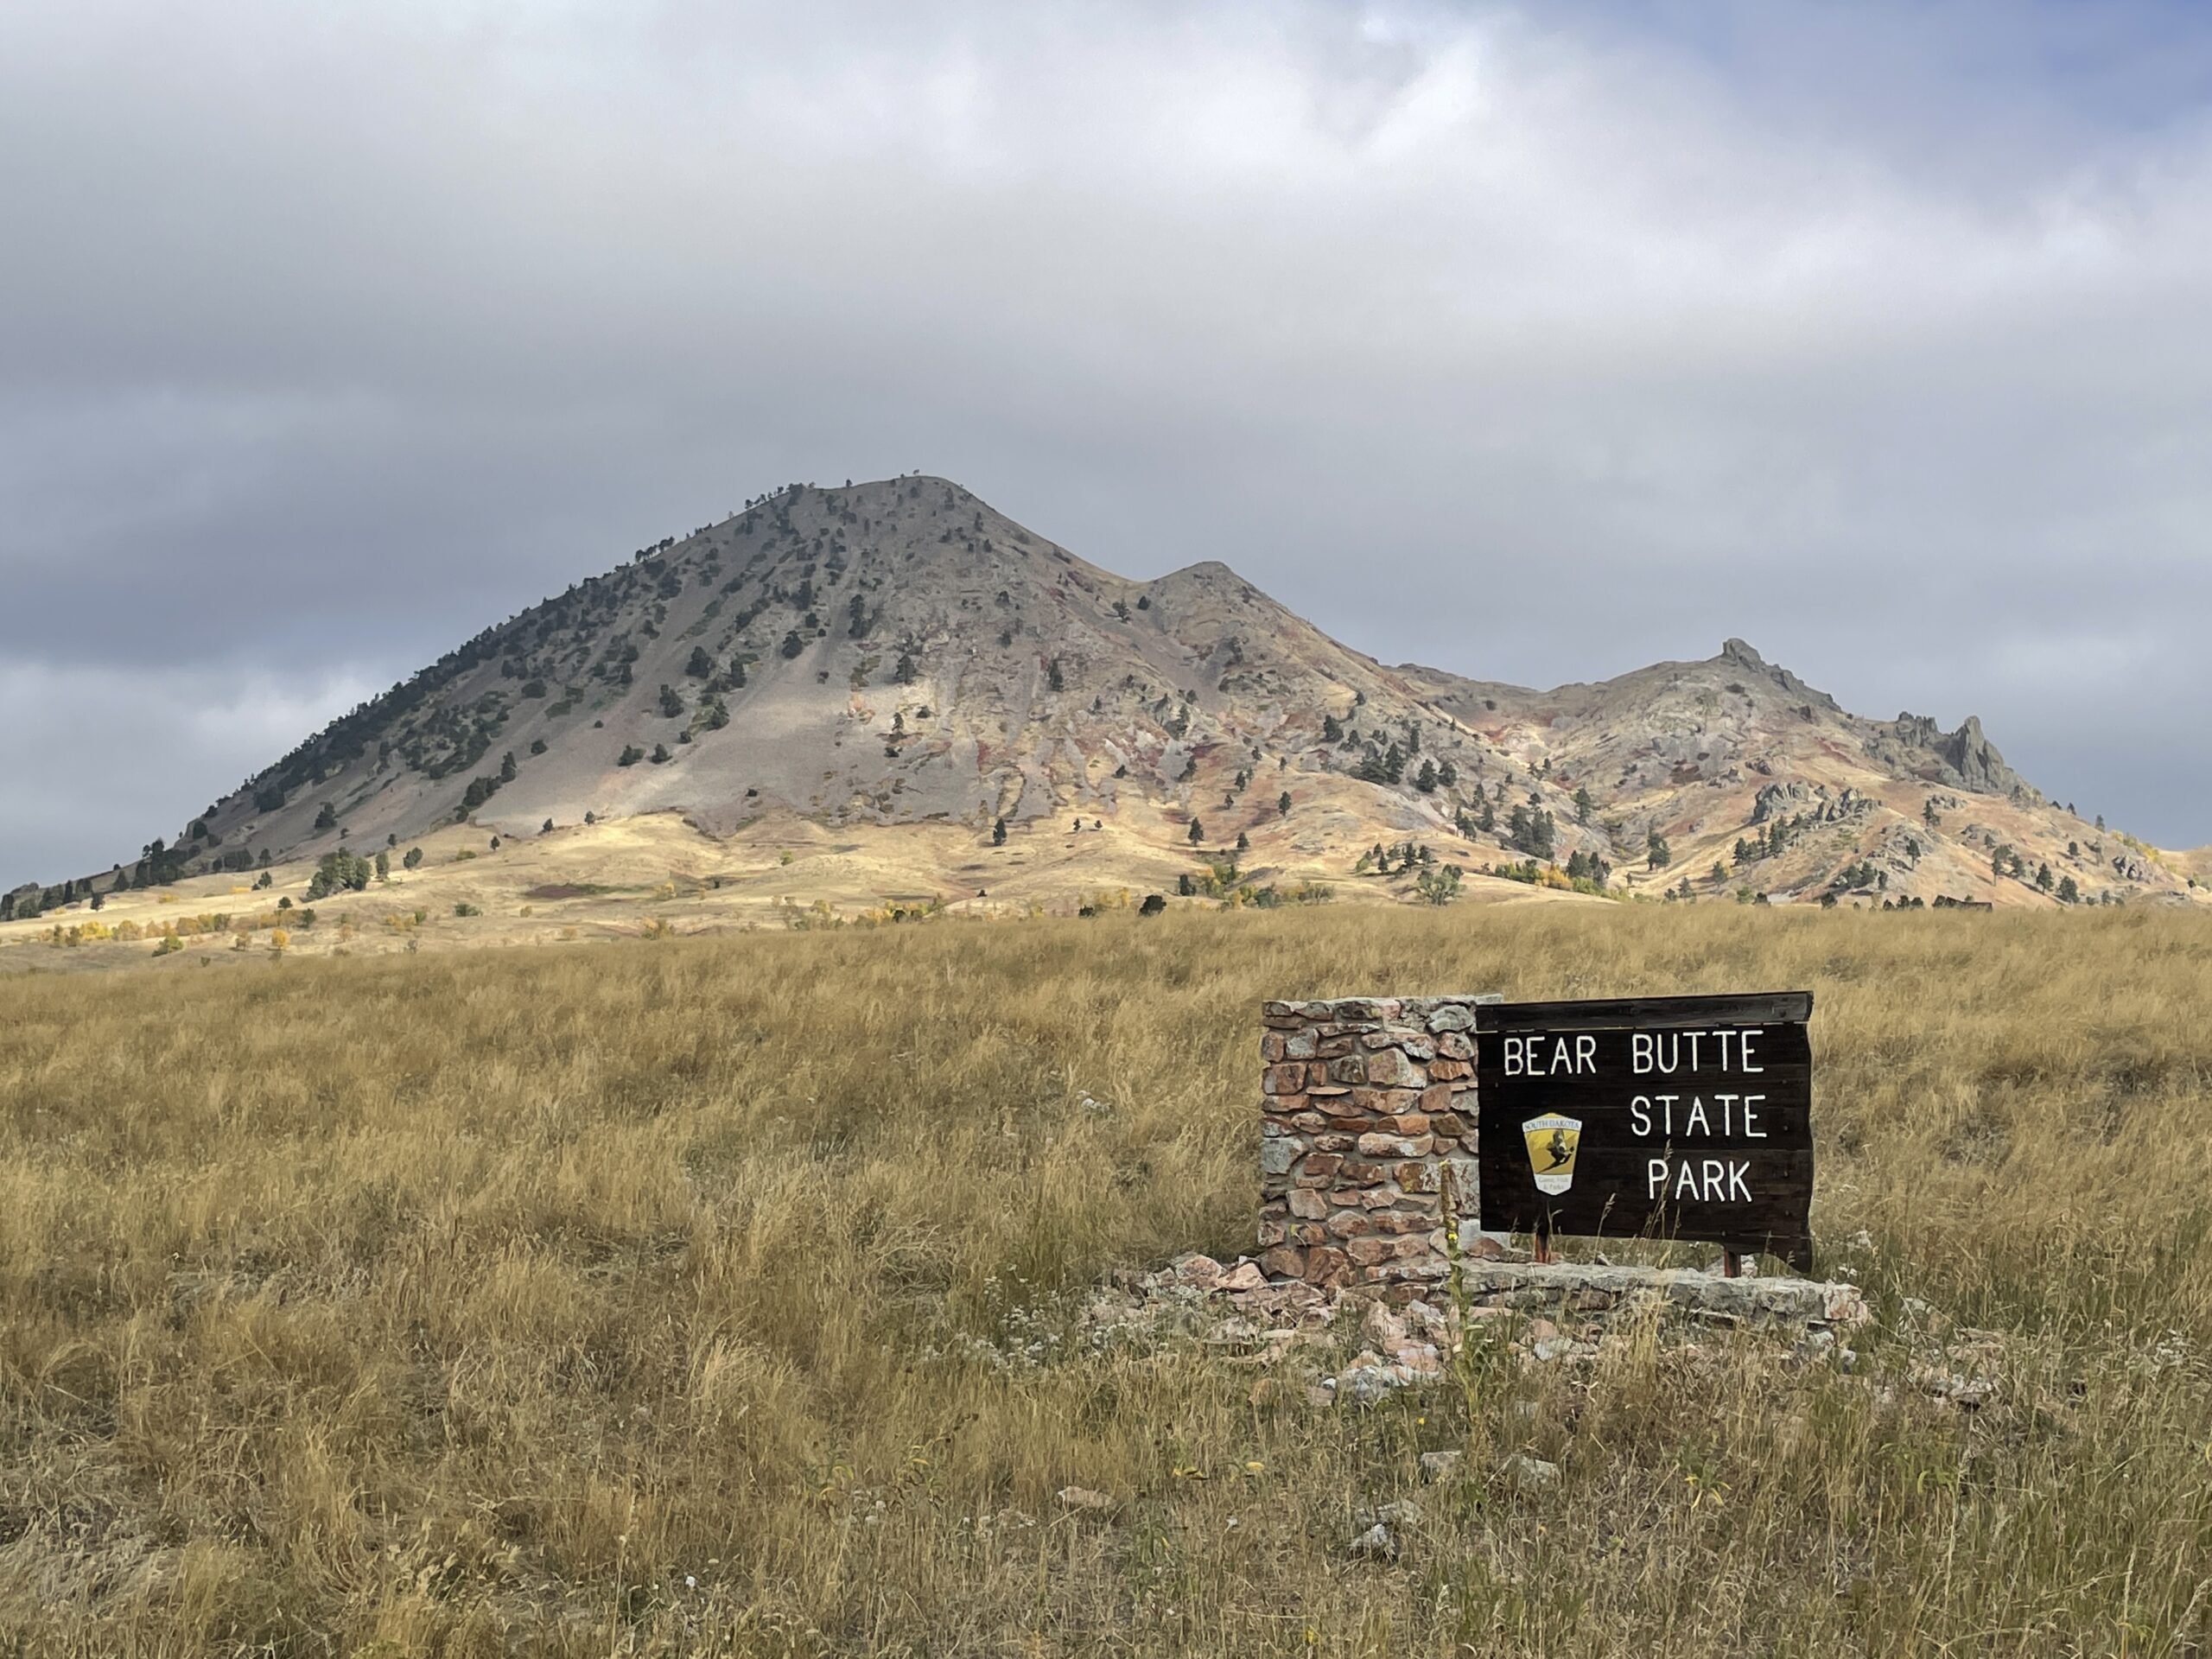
(1475, 992, 1815, 1271)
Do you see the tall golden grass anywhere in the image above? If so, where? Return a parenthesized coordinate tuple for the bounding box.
(2, 904, 2209, 1654)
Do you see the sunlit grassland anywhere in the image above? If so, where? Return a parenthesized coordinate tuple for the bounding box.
(2, 905, 2209, 1654)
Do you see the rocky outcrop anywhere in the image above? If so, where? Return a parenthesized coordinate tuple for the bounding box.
(1719, 639, 1840, 712)
(1942, 715, 2039, 803)
(1750, 780, 1813, 823)
(1882, 712, 2040, 803)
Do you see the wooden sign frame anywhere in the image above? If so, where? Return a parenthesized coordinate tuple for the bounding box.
(1475, 992, 1815, 1271)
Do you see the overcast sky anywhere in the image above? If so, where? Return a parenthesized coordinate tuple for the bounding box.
(6, 0, 2212, 887)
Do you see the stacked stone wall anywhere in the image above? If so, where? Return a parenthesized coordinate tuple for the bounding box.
(1256, 995, 1491, 1294)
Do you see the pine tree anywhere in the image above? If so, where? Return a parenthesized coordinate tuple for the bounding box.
(1647, 830, 1671, 870)
(1188, 817, 1205, 845)
(1574, 785, 1594, 824)
(1236, 830, 1250, 851)
(404, 846, 423, 870)
(1047, 658, 1065, 691)
(1278, 791, 1292, 817)
(992, 817, 1007, 846)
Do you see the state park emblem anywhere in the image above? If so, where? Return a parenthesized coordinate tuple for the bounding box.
(1522, 1114, 1583, 1196)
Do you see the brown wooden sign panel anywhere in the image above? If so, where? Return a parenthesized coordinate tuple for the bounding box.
(1476, 992, 1815, 1270)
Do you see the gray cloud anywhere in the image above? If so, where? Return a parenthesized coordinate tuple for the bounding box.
(6, 0, 2212, 884)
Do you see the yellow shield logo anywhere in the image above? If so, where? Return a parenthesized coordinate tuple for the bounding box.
(1522, 1114, 1582, 1196)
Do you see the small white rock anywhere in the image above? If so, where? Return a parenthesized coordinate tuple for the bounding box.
(1507, 1455, 1560, 1491)
(1349, 1522, 1399, 1561)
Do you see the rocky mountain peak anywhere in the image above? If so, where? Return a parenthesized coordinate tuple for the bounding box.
(1713, 638, 1838, 712)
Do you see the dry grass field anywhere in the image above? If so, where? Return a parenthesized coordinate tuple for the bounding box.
(3, 904, 2210, 1655)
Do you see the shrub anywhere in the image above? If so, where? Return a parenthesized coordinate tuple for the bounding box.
(1414, 864, 1462, 906)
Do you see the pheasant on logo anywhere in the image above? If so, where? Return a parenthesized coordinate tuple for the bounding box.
(1522, 1114, 1582, 1196)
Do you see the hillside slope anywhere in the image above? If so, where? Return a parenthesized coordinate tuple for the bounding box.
(7, 477, 2200, 921)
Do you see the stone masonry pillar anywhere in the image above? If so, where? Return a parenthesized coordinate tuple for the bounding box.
(1256, 995, 1492, 1294)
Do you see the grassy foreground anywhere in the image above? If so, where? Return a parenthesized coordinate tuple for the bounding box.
(2, 905, 2209, 1655)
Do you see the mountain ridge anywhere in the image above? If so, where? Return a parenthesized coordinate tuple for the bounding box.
(6, 475, 2201, 918)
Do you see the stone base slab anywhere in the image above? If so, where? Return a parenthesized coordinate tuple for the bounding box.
(1455, 1260, 1868, 1331)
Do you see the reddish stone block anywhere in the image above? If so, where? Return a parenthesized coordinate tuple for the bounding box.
(1261, 1033, 1288, 1063)
(1389, 1113, 1431, 1135)
(1325, 1209, 1376, 1237)
(1260, 1245, 1306, 1279)
(1305, 1246, 1351, 1289)
(1371, 1211, 1440, 1236)
(1256, 1220, 1288, 1247)
(1338, 1159, 1388, 1186)
(1365, 1049, 1423, 1088)
(1263, 1064, 1306, 1095)
(1288, 1189, 1328, 1219)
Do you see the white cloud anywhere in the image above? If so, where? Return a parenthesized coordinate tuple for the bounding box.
(0, 659, 378, 887)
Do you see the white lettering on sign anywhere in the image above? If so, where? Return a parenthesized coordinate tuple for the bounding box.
(1645, 1155, 1753, 1201)
(1627, 1094, 1768, 1138)
(1631, 1029, 1765, 1074)
(1501, 1033, 1599, 1076)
